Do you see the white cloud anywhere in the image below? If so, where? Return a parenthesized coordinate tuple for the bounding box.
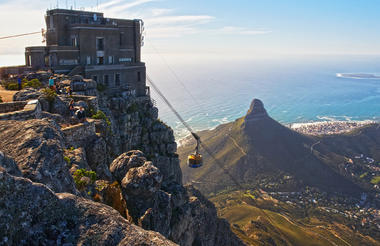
(145, 15, 215, 25)
(98, 0, 125, 9)
(104, 0, 160, 13)
(151, 8, 173, 17)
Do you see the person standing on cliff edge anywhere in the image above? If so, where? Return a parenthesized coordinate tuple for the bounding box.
(17, 77, 22, 90)
(76, 106, 86, 123)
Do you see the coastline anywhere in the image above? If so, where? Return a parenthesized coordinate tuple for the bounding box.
(177, 119, 378, 146)
(289, 120, 377, 136)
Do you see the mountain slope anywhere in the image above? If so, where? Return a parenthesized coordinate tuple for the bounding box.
(178, 98, 380, 245)
(179, 99, 369, 196)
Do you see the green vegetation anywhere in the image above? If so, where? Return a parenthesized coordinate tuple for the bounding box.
(2, 78, 42, 90)
(42, 88, 57, 102)
(63, 156, 71, 167)
(360, 172, 368, 179)
(72, 168, 97, 190)
(5, 83, 19, 90)
(23, 78, 42, 89)
(370, 176, 380, 185)
(91, 110, 111, 127)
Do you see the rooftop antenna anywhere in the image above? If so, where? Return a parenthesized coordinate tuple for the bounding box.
(56, 0, 59, 8)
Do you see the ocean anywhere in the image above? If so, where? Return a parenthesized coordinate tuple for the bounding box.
(145, 54, 380, 140)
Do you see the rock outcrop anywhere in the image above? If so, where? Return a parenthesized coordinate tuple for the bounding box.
(0, 119, 77, 193)
(0, 168, 177, 246)
(110, 152, 245, 246)
(244, 98, 268, 122)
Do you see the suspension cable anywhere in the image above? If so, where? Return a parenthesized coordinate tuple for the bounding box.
(147, 75, 245, 190)
(0, 31, 41, 40)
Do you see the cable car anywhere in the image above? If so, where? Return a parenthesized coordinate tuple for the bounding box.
(188, 133, 203, 168)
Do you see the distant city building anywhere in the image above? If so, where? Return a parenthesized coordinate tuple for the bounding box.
(2, 9, 147, 96)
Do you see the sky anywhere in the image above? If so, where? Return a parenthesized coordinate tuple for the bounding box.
(1, 0, 380, 66)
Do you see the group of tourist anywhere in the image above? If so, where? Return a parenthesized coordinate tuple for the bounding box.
(69, 100, 86, 123)
(48, 76, 86, 122)
(49, 76, 72, 95)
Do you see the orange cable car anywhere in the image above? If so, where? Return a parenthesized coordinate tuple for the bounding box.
(188, 134, 203, 168)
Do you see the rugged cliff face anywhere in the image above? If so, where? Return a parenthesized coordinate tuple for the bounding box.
(95, 90, 244, 245)
(0, 82, 244, 245)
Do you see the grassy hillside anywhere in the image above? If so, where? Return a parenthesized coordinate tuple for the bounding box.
(210, 190, 380, 246)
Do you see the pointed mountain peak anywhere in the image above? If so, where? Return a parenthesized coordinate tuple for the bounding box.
(245, 98, 268, 122)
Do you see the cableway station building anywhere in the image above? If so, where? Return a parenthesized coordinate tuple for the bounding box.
(0, 9, 147, 96)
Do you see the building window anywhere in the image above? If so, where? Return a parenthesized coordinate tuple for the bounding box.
(96, 37, 104, 51)
(108, 56, 114, 64)
(71, 36, 78, 47)
(104, 75, 109, 86)
(93, 75, 98, 82)
(115, 73, 120, 86)
(97, 57, 104, 65)
(137, 72, 141, 82)
(86, 56, 91, 65)
(119, 33, 123, 46)
(27, 55, 32, 66)
(119, 57, 132, 62)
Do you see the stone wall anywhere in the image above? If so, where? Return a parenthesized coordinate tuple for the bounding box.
(61, 119, 96, 147)
(0, 102, 27, 113)
(71, 95, 99, 111)
(0, 101, 41, 121)
(71, 79, 98, 96)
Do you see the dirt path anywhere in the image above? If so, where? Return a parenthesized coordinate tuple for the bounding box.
(0, 87, 17, 102)
(227, 134, 247, 156)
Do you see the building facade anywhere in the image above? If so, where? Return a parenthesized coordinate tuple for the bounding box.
(24, 9, 147, 96)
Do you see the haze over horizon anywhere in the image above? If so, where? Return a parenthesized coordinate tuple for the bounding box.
(1, 0, 380, 67)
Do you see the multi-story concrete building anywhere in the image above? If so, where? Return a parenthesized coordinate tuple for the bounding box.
(22, 9, 147, 96)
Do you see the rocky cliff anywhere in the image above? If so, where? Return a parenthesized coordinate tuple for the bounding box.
(0, 80, 244, 245)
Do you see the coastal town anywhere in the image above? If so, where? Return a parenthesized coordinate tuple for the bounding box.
(266, 186, 380, 237)
(290, 120, 376, 135)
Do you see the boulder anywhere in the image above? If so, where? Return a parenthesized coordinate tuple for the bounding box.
(110, 151, 146, 182)
(51, 96, 69, 115)
(13, 88, 41, 101)
(121, 161, 162, 199)
(0, 169, 177, 246)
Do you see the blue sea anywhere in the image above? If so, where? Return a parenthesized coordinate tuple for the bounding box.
(145, 54, 380, 140)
